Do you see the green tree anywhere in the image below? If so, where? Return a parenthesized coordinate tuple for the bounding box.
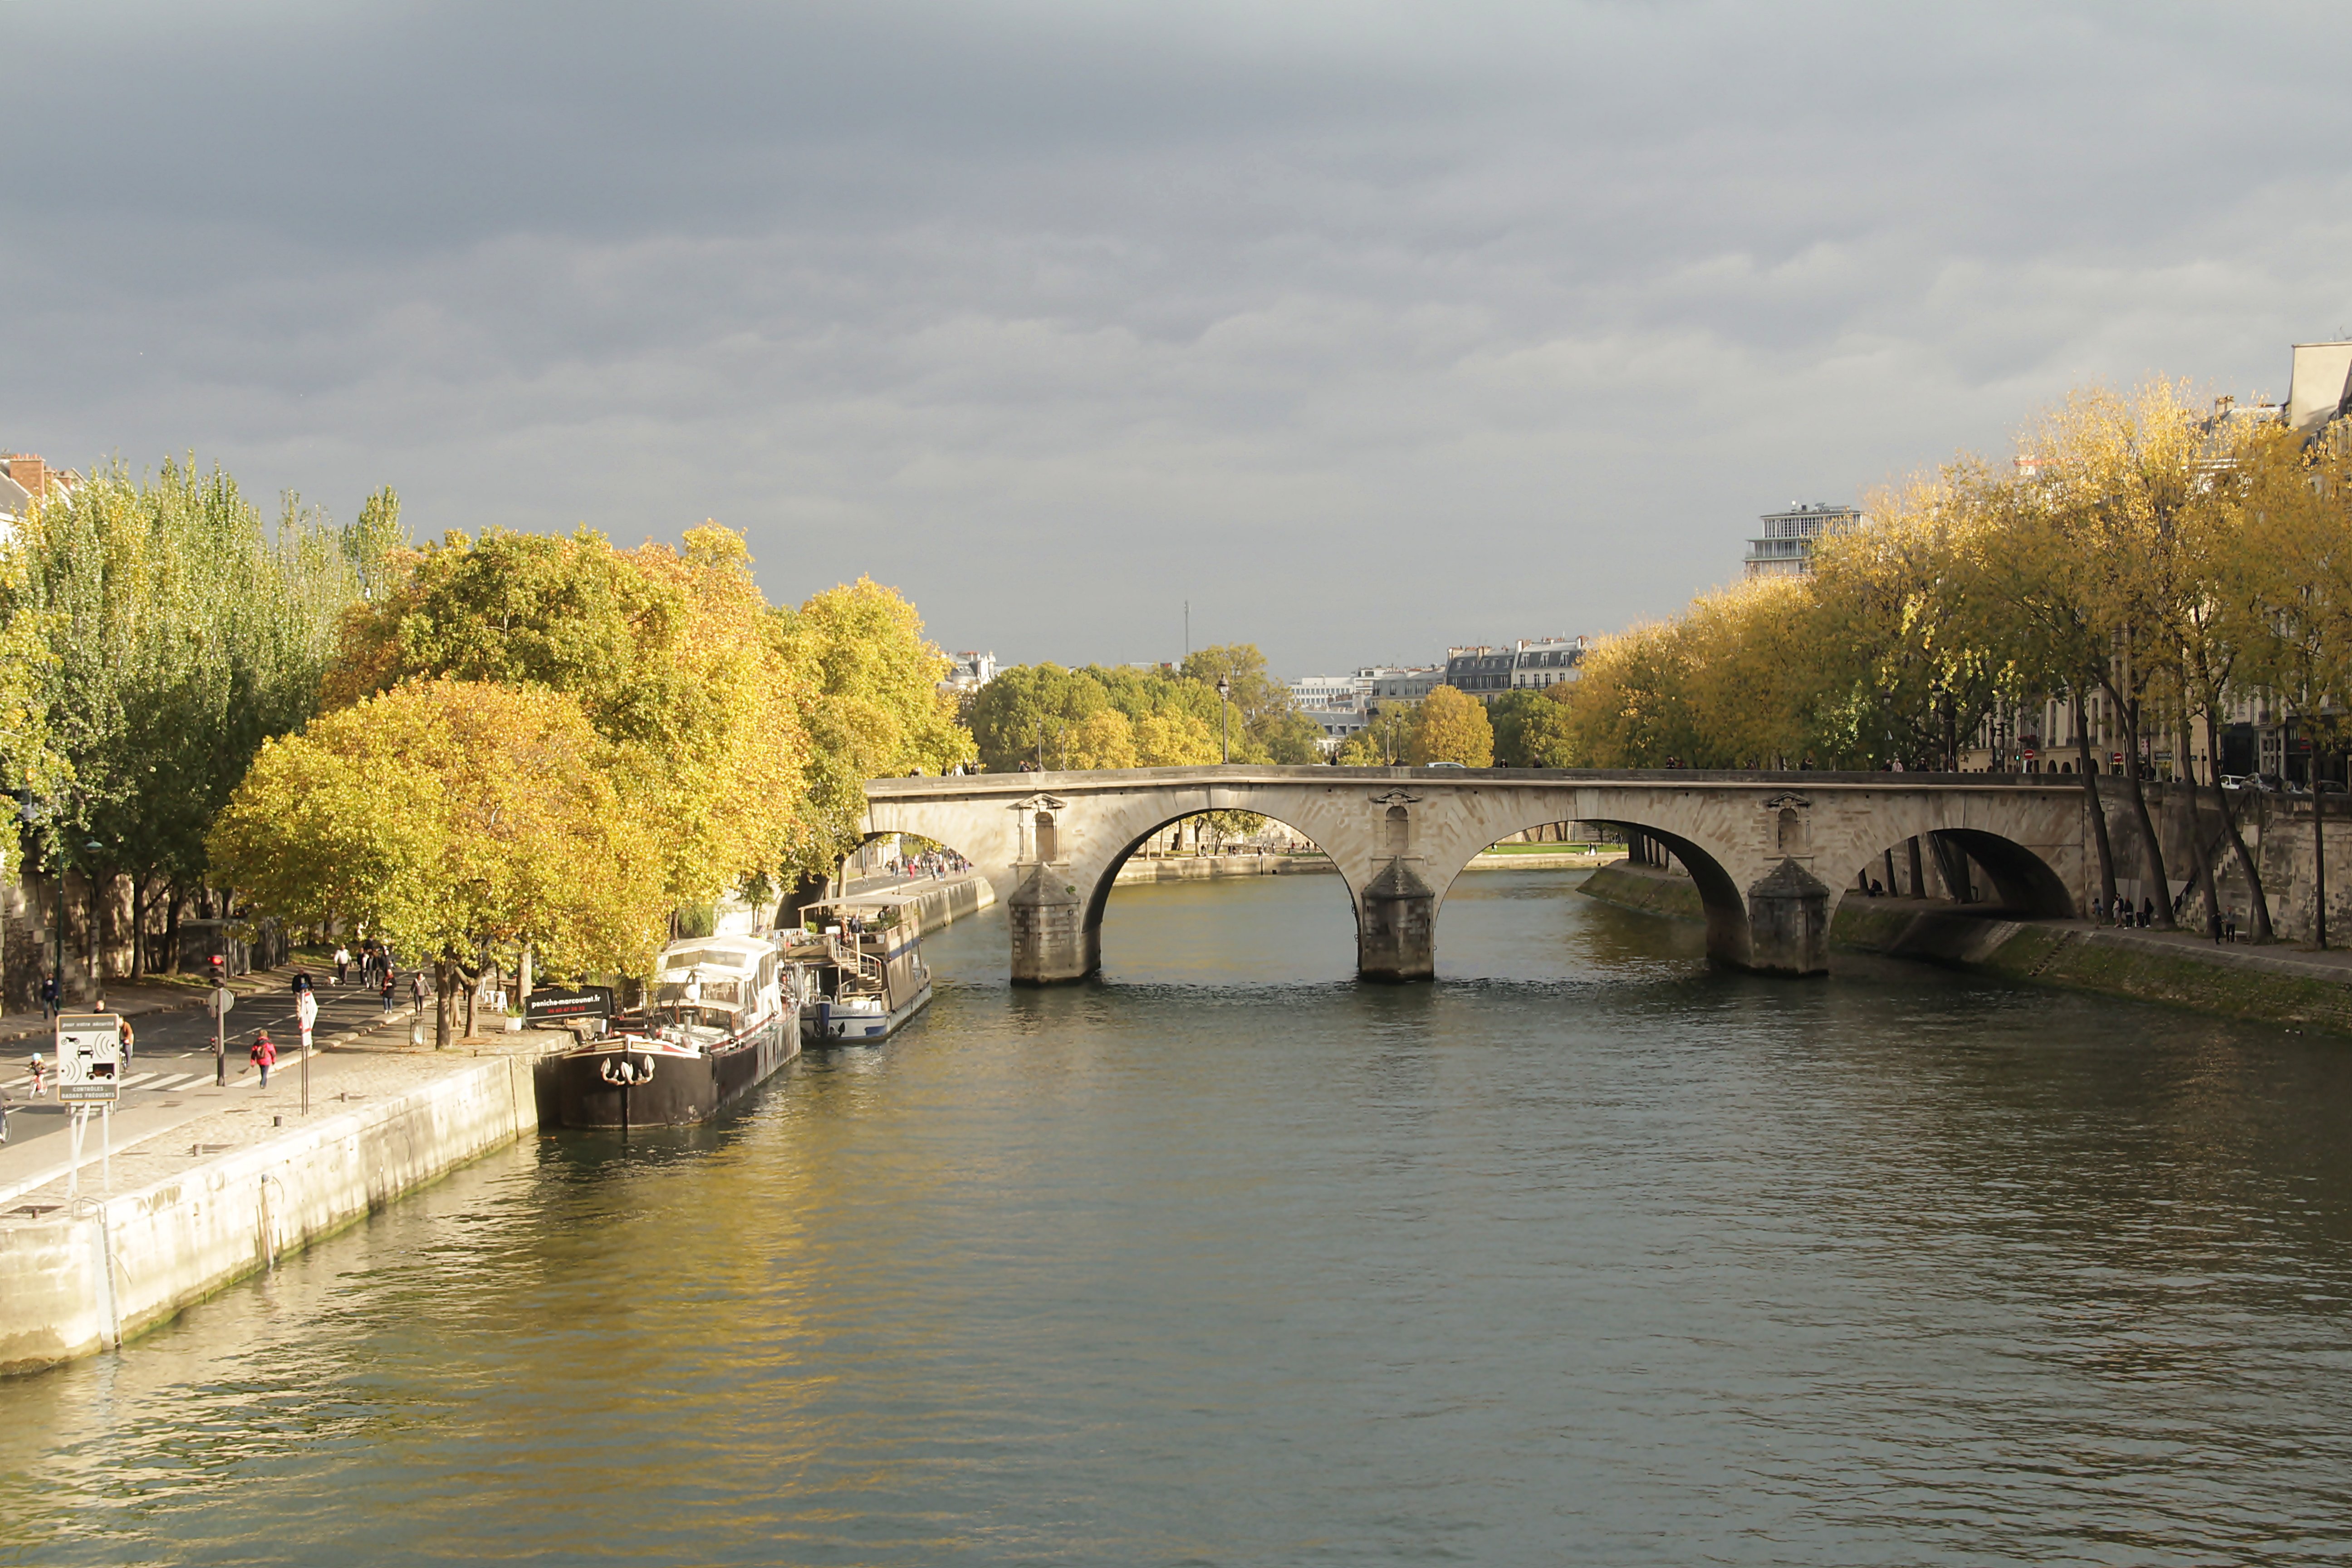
(1335, 704, 1417, 765)
(5, 458, 375, 974)
(772, 575, 973, 882)
(1180, 643, 1323, 762)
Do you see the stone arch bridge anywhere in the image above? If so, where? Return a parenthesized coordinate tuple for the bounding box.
(862, 766, 2092, 982)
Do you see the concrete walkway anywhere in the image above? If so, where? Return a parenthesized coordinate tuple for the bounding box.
(0, 962, 422, 1158)
(0, 1007, 438, 1208)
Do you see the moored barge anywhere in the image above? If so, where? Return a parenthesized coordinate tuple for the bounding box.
(544, 934, 802, 1128)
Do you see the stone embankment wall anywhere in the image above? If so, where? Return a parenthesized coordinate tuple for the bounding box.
(0, 1055, 539, 1376)
(1583, 861, 2352, 1034)
(895, 874, 996, 932)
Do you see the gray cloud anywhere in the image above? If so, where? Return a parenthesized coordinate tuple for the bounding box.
(8, 0, 2352, 671)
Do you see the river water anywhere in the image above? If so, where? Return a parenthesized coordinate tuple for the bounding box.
(7, 870, 2352, 1566)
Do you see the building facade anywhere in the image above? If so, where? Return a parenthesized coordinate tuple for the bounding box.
(941, 650, 997, 696)
(1441, 638, 1586, 703)
(1742, 502, 1859, 578)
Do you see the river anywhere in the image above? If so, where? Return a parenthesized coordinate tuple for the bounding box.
(6, 869, 2352, 1566)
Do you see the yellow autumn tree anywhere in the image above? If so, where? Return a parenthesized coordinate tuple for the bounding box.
(1407, 685, 1494, 766)
(208, 680, 671, 1046)
(322, 523, 811, 910)
(1135, 711, 1219, 766)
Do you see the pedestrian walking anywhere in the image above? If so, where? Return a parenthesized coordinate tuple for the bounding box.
(334, 944, 351, 986)
(410, 970, 427, 1016)
(382, 970, 397, 1016)
(250, 1030, 277, 1088)
(39, 972, 58, 1019)
(93, 1000, 134, 1069)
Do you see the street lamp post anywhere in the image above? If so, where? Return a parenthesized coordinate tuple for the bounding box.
(1216, 675, 1232, 764)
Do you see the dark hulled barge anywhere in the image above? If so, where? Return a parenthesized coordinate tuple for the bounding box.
(544, 934, 803, 1128)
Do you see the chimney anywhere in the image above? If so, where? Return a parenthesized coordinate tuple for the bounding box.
(5, 455, 47, 500)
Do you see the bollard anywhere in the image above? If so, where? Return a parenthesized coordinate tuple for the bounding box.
(410, 1019, 426, 1049)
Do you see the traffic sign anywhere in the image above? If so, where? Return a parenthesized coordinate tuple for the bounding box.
(54, 1013, 121, 1088)
(59, 1083, 118, 1104)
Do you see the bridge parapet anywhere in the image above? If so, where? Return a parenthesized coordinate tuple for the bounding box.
(862, 766, 2092, 983)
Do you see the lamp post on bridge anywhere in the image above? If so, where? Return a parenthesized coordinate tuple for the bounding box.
(1216, 675, 1232, 764)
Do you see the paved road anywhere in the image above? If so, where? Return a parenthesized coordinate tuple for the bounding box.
(1, 975, 428, 1154)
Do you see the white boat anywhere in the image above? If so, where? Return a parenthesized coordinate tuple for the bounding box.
(786, 903, 933, 1045)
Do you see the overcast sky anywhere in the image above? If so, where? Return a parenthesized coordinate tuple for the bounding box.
(8, 1, 2350, 673)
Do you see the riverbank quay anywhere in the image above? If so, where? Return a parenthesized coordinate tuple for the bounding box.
(1114, 852, 1338, 884)
(1582, 861, 2352, 1033)
(831, 870, 995, 932)
(1462, 848, 1626, 871)
(0, 1027, 559, 1377)
(1111, 848, 1625, 884)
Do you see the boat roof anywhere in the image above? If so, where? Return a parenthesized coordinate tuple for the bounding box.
(655, 936, 771, 976)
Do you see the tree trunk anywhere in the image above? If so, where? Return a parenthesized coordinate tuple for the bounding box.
(2315, 768, 2329, 951)
(435, 956, 457, 1049)
(2111, 696, 2175, 928)
(2202, 707, 2270, 941)
(2074, 696, 2118, 911)
(127, 872, 147, 978)
(164, 886, 183, 974)
(2180, 713, 2222, 939)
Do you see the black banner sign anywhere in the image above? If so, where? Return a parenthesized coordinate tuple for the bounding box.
(524, 986, 615, 1024)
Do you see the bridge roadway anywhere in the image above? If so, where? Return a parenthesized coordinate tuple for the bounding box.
(862, 765, 2092, 983)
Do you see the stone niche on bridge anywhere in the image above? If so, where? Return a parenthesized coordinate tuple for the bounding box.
(1358, 791, 1436, 981)
(1004, 794, 1097, 984)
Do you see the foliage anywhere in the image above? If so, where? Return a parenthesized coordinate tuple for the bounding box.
(772, 575, 973, 879)
(1336, 703, 1417, 765)
(324, 523, 815, 904)
(1179, 643, 1325, 762)
(208, 680, 670, 981)
(967, 657, 1236, 770)
(1488, 687, 1578, 767)
(1406, 685, 1494, 766)
(1, 458, 377, 966)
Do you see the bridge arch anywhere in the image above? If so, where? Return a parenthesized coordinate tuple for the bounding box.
(1831, 828, 2076, 921)
(862, 766, 2096, 984)
(1078, 808, 1361, 975)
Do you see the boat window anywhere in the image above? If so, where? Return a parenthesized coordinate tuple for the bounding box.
(654, 978, 743, 1006)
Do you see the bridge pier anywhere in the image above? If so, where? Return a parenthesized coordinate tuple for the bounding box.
(1008, 860, 1097, 984)
(1357, 858, 1436, 982)
(1744, 858, 1831, 975)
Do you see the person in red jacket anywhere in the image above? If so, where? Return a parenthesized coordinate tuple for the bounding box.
(250, 1030, 278, 1088)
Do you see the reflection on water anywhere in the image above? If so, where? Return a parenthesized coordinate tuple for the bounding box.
(5, 871, 2352, 1566)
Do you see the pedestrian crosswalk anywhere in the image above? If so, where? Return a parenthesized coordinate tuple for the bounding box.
(117, 1070, 228, 1092)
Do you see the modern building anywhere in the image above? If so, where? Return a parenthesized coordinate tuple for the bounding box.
(1742, 502, 1859, 578)
(1441, 638, 1586, 703)
(1288, 674, 1367, 711)
(2285, 341, 2352, 439)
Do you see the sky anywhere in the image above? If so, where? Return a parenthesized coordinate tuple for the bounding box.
(7, 1, 2351, 675)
